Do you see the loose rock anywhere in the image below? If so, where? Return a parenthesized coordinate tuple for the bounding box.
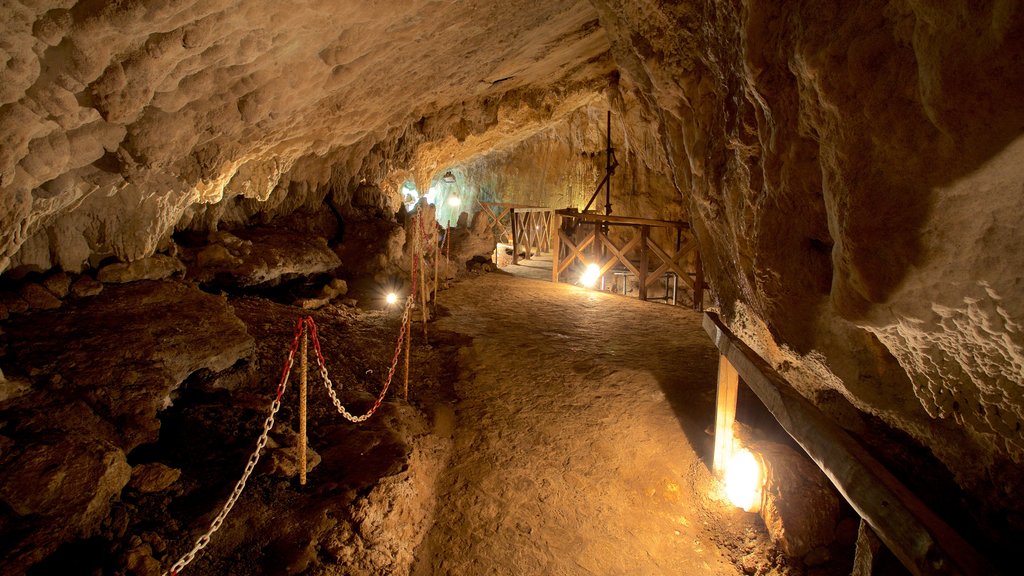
(98, 255, 187, 284)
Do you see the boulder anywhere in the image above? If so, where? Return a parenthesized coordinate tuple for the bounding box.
(0, 431, 131, 568)
(98, 255, 186, 284)
(128, 463, 181, 493)
(187, 227, 341, 287)
(41, 272, 71, 298)
(70, 275, 104, 297)
(3, 280, 255, 450)
(19, 283, 62, 310)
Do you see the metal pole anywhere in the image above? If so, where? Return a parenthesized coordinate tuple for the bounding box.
(299, 323, 308, 486)
(605, 110, 612, 216)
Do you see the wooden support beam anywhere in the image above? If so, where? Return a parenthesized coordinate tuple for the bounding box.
(551, 213, 561, 283)
(511, 208, 520, 265)
(712, 354, 740, 477)
(638, 226, 649, 300)
(702, 312, 992, 576)
(693, 252, 704, 311)
(556, 209, 690, 229)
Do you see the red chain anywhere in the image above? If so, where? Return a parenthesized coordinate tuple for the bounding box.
(276, 317, 305, 401)
(298, 209, 422, 419)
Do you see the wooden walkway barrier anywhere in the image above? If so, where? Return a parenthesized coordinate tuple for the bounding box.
(510, 207, 553, 264)
(704, 312, 992, 576)
(477, 201, 526, 245)
(552, 209, 705, 310)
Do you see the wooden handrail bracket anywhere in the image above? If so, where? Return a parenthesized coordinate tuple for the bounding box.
(702, 312, 991, 576)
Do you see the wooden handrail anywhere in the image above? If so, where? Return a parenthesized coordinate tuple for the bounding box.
(703, 312, 992, 576)
(556, 209, 690, 229)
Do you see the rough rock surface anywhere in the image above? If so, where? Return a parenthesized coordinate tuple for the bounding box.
(0, 280, 253, 573)
(753, 440, 841, 558)
(184, 228, 341, 287)
(97, 254, 186, 283)
(2, 280, 254, 450)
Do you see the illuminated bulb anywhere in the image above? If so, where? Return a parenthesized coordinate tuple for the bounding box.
(447, 196, 461, 207)
(580, 263, 601, 288)
(385, 292, 398, 305)
(724, 448, 764, 512)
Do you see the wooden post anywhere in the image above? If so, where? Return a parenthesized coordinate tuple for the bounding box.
(712, 354, 739, 478)
(419, 219, 428, 339)
(639, 225, 650, 301)
(433, 224, 440, 303)
(551, 213, 561, 283)
(694, 250, 704, 311)
(299, 323, 308, 486)
(703, 312, 992, 576)
(511, 208, 519, 265)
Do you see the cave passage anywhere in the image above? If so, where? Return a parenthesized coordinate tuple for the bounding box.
(416, 271, 748, 575)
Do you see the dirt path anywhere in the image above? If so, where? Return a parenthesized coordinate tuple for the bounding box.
(415, 272, 746, 575)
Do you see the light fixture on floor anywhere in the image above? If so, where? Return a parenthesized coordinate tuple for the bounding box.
(442, 170, 456, 183)
(580, 263, 601, 288)
(724, 447, 765, 512)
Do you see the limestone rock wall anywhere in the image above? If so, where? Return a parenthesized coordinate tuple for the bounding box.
(593, 0, 1024, 538)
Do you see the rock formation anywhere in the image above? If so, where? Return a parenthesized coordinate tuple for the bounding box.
(1, 0, 1023, 573)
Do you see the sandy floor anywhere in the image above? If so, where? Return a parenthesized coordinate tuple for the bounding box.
(414, 270, 749, 575)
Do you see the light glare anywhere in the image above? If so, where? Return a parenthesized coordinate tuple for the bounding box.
(385, 292, 398, 305)
(448, 196, 461, 207)
(724, 448, 764, 512)
(580, 263, 601, 288)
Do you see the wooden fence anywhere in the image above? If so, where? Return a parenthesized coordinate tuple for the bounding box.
(510, 207, 554, 265)
(552, 209, 705, 310)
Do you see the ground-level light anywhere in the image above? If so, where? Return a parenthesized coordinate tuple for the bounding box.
(580, 263, 601, 288)
(724, 447, 764, 512)
(385, 292, 398, 305)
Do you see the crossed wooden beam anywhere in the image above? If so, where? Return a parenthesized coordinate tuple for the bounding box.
(552, 210, 705, 310)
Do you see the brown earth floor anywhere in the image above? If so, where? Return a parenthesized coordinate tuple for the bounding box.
(412, 269, 759, 575)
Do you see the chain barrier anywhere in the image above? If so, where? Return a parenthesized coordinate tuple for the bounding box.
(164, 317, 304, 576)
(164, 211, 426, 575)
(310, 295, 414, 422)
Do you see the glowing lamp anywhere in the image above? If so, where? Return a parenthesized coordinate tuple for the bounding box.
(447, 196, 461, 208)
(724, 448, 764, 512)
(580, 263, 601, 288)
(385, 292, 398, 305)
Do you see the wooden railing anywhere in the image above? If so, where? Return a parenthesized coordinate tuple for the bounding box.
(510, 207, 553, 265)
(552, 209, 705, 310)
(705, 312, 991, 576)
(477, 201, 523, 245)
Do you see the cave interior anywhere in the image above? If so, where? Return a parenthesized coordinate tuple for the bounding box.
(1, 1, 1022, 575)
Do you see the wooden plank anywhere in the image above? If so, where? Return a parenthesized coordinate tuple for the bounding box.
(552, 213, 561, 283)
(639, 226, 649, 300)
(693, 251, 704, 311)
(508, 206, 552, 213)
(712, 354, 739, 477)
(556, 209, 690, 229)
(556, 230, 594, 276)
(598, 231, 641, 278)
(702, 312, 992, 576)
(646, 239, 691, 287)
(511, 208, 520, 265)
